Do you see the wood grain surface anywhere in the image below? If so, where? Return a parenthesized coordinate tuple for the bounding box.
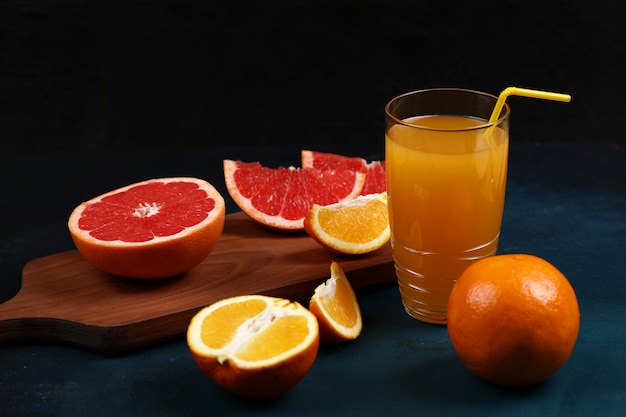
(0, 212, 395, 354)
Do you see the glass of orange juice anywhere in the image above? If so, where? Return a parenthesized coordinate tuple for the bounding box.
(385, 88, 510, 324)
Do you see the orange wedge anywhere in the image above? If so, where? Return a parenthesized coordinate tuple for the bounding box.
(303, 192, 390, 255)
(186, 295, 319, 398)
(309, 262, 363, 344)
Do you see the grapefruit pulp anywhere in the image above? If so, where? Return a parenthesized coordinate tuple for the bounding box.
(301, 150, 386, 195)
(68, 177, 226, 279)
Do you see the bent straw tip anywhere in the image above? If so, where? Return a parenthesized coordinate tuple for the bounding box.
(503, 86, 572, 102)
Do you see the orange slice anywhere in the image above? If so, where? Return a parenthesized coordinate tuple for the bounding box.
(68, 177, 225, 279)
(303, 192, 390, 255)
(186, 295, 319, 398)
(309, 262, 363, 344)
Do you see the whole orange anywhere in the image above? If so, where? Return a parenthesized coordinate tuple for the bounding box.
(447, 254, 580, 386)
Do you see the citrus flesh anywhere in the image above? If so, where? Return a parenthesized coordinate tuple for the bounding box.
(187, 295, 319, 398)
(447, 254, 580, 386)
(301, 149, 386, 195)
(301, 149, 368, 172)
(303, 193, 390, 255)
(360, 160, 386, 196)
(309, 262, 363, 344)
(68, 177, 225, 279)
(223, 159, 365, 230)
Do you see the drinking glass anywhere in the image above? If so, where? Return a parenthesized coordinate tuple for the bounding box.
(385, 88, 510, 324)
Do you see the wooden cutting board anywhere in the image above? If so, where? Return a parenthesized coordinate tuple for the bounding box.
(0, 212, 395, 354)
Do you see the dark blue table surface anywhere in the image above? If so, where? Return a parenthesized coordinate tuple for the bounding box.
(1, 142, 625, 416)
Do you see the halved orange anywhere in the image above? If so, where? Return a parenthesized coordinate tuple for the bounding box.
(303, 192, 390, 255)
(68, 177, 225, 279)
(187, 295, 319, 398)
(309, 262, 363, 343)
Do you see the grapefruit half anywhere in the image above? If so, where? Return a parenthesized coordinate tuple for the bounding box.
(68, 177, 226, 279)
(223, 160, 366, 230)
(301, 150, 386, 195)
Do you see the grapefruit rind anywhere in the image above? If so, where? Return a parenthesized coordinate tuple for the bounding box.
(68, 177, 225, 279)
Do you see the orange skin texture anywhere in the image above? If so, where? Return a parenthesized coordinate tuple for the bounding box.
(190, 337, 319, 399)
(447, 254, 580, 386)
(68, 179, 225, 279)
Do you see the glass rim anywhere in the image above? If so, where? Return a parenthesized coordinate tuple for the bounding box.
(385, 88, 511, 132)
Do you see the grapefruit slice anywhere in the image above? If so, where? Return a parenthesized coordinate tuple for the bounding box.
(68, 177, 226, 279)
(223, 160, 366, 230)
(301, 150, 386, 195)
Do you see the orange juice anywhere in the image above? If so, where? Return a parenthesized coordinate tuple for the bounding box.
(386, 115, 509, 324)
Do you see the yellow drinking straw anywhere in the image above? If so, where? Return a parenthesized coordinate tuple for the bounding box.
(489, 86, 572, 123)
(485, 87, 571, 138)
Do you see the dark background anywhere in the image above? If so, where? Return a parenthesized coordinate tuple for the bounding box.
(2, 0, 624, 155)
